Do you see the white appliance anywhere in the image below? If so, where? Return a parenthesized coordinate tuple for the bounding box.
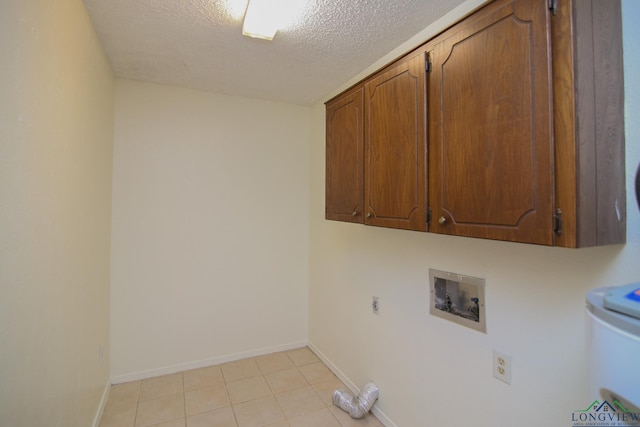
(586, 284, 640, 414)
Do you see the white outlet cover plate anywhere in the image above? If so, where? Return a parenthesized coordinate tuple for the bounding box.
(493, 350, 512, 385)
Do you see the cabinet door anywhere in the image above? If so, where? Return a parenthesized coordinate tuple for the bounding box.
(364, 54, 427, 231)
(325, 86, 364, 223)
(427, 0, 554, 244)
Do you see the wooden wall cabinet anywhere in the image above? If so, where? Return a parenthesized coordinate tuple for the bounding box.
(426, 0, 555, 245)
(325, 0, 625, 247)
(325, 85, 364, 223)
(325, 54, 427, 231)
(364, 53, 427, 231)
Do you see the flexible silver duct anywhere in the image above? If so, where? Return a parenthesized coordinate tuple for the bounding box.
(332, 382, 379, 418)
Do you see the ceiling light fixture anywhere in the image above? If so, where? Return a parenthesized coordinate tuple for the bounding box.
(242, 0, 280, 40)
(225, 0, 250, 19)
(241, 0, 309, 41)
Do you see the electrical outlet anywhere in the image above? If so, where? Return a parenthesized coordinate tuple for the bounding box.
(493, 350, 511, 384)
(372, 296, 379, 314)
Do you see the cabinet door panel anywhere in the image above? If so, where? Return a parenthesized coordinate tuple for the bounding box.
(428, 0, 553, 244)
(365, 54, 427, 231)
(326, 87, 364, 222)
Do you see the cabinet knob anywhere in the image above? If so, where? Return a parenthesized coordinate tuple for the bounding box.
(352, 211, 357, 217)
(438, 216, 447, 225)
(366, 212, 372, 218)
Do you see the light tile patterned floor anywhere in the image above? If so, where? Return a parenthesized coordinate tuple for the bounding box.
(99, 347, 382, 427)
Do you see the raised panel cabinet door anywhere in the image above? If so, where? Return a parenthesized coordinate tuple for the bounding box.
(427, 0, 554, 244)
(325, 86, 364, 223)
(364, 53, 427, 231)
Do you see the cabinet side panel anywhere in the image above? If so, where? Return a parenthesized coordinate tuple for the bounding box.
(573, 0, 598, 246)
(553, 0, 625, 247)
(591, 0, 626, 245)
(573, 0, 626, 246)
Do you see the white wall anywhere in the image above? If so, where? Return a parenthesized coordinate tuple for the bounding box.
(0, 0, 114, 426)
(110, 80, 310, 381)
(308, 1, 640, 426)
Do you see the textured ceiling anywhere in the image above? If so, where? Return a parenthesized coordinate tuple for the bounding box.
(83, 0, 465, 105)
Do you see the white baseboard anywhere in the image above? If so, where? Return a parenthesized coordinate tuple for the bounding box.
(92, 380, 111, 427)
(307, 341, 398, 427)
(110, 340, 308, 384)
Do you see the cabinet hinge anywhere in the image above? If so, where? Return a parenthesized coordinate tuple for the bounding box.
(548, 0, 558, 15)
(425, 55, 432, 73)
(427, 207, 432, 225)
(553, 209, 563, 235)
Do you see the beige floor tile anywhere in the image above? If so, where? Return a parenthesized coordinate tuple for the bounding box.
(140, 373, 184, 402)
(148, 419, 186, 427)
(135, 393, 185, 427)
(221, 359, 261, 383)
(311, 378, 348, 406)
(288, 408, 341, 427)
(265, 368, 309, 394)
(99, 352, 357, 427)
(264, 422, 290, 427)
(99, 399, 137, 427)
(183, 365, 225, 392)
(298, 362, 335, 384)
(185, 384, 231, 416)
(227, 375, 272, 404)
(233, 396, 285, 427)
(108, 381, 141, 404)
(255, 352, 296, 375)
(329, 406, 382, 427)
(286, 348, 320, 367)
(187, 407, 237, 427)
(275, 386, 326, 419)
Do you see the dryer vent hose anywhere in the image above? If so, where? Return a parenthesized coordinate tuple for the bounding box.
(332, 382, 379, 418)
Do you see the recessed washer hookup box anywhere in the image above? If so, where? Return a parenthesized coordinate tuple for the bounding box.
(429, 269, 486, 333)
